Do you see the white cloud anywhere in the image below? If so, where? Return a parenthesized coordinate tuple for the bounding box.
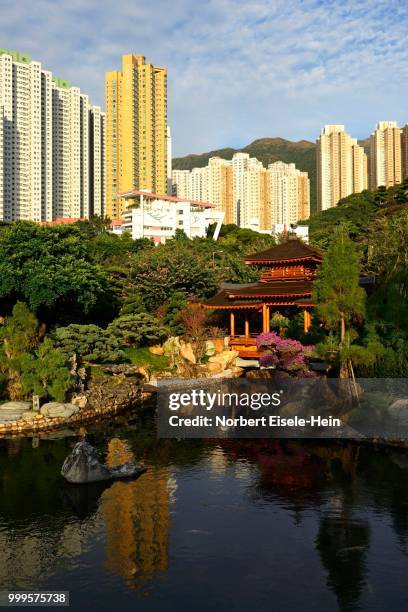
(0, 0, 407, 155)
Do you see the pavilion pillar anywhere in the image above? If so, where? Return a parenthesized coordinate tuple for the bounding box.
(266, 305, 270, 332)
(244, 316, 250, 338)
(262, 303, 268, 333)
(230, 311, 235, 338)
(303, 310, 312, 333)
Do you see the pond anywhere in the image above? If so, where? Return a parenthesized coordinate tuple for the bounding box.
(0, 409, 407, 612)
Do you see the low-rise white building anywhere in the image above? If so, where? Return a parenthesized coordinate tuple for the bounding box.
(111, 190, 224, 244)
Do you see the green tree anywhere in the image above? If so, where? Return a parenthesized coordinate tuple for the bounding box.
(53, 324, 124, 363)
(0, 302, 39, 399)
(162, 291, 188, 334)
(20, 338, 73, 401)
(119, 293, 146, 316)
(313, 228, 366, 378)
(107, 314, 168, 347)
(313, 227, 365, 345)
(0, 222, 109, 321)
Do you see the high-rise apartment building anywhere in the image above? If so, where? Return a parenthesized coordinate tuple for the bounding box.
(240, 159, 266, 229)
(166, 126, 172, 195)
(369, 121, 402, 188)
(316, 125, 367, 211)
(105, 54, 167, 219)
(0, 49, 104, 222)
(232, 152, 250, 225)
(402, 124, 408, 180)
(207, 157, 234, 223)
(171, 169, 191, 199)
(172, 154, 309, 231)
(261, 162, 310, 230)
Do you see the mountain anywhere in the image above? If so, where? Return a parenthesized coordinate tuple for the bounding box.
(173, 136, 371, 214)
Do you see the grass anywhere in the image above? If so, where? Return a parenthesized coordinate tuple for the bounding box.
(122, 346, 171, 372)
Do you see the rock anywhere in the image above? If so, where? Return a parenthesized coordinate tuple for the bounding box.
(235, 357, 259, 368)
(208, 350, 239, 371)
(388, 399, 408, 427)
(40, 402, 80, 419)
(206, 361, 224, 375)
(179, 341, 196, 364)
(71, 395, 88, 409)
(21, 411, 39, 422)
(231, 366, 245, 378)
(61, 441, 147, 484)
(149, 345, 164, 356)
(135, 367, 150, 381)
(210, 368, 234, 378)
(0, 401, 31, 423)
(205, 340, 216, 357)
(0, 401, 31, 411)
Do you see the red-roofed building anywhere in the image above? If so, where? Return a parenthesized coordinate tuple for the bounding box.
(203, 237, 323, 355)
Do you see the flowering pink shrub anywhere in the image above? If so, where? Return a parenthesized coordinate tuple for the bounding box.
(256, 332, 316, 376)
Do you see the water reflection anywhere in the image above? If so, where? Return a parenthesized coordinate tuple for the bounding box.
(102, 438, 170, 587)
(0, 422, 407, 611)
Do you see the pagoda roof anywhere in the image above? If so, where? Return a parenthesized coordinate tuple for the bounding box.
(204, 280, 313, 309)
(244, 238, 323, 264)
(228, 280, 313, 298)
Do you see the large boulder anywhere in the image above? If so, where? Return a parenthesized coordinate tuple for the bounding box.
(0, 401, 31, 423)
(40, 402, 80, 419)
(208, 349, 239, 371)
(388, 399, 408, 428)
(149, 345, 164, 356)
(61, 441, 147, 484)
(179, 340, 196, 364)
(71, 395, 88, 409)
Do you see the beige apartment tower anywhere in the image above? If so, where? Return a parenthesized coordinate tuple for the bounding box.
(316, 125, 367, 211)
(261, 162, 310, 230)
(105, 54, 167, 219)
(402, 124, 408, 180)
(370, 121, 402, 188)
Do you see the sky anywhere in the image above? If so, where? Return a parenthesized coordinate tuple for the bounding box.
(1, 0, 407, 156)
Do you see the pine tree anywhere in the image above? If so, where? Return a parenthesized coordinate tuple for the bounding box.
(313, 227, 366, 377)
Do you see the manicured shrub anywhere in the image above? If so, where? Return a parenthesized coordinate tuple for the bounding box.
(53, 324, 124, 363)
(107, 314, 168, 347)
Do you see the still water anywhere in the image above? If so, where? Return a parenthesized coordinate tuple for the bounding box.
(0, 410, 407, 612)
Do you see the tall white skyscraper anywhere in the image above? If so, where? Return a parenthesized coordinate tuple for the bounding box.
(0, 49, 105, 222)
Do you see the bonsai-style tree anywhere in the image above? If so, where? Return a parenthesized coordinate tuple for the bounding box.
(20, 338, 73, 401)
(53, 324, 124, 363)
(107, 313, 168, 347)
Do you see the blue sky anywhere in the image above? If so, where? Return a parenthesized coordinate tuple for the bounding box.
(1, 0, 407, 156)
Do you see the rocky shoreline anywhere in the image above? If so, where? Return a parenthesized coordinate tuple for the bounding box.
(0, 374, 151, 438)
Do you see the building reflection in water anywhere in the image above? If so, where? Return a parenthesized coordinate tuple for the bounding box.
(101, 438, 171, 587)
